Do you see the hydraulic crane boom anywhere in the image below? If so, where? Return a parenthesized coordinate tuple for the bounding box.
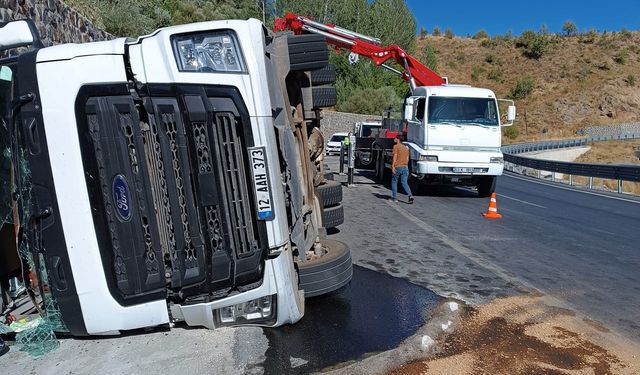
(274, 12, 446, 88)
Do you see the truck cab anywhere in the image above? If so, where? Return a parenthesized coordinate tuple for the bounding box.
(402, 85, 515, 196)
(0, 18, 351, 336)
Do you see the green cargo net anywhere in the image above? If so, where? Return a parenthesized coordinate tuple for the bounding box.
(1, 145, 67, 356)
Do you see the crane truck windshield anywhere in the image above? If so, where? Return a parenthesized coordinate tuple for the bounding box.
(427, 97, 499, 127)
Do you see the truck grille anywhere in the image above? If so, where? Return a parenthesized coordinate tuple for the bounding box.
(78, 87, 267, 303)
(211, 113, 259, 258)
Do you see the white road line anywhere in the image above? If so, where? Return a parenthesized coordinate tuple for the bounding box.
(497, 193, 547, 209)
(505, 173, 640, 205)
(374, 189, 537, 293)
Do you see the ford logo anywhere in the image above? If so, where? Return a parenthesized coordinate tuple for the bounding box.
(112, 174, 132, 222)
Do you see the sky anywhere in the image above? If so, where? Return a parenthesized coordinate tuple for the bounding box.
(405, 0, 640, 37)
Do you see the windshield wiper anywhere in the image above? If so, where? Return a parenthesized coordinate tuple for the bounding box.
(465, 122, 495, 129)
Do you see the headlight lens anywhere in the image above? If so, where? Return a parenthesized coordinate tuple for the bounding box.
(172, 31, 246, 73)
(419, 155, 438, 162)
(215, 295, 276, 326)
(490, 157, 504, 164)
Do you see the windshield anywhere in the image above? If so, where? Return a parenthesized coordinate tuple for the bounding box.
(1, 64, 14, 225)
(427, 97, 499, 126)
(330, 135, 346, 142)
(360, 125, 381, 137)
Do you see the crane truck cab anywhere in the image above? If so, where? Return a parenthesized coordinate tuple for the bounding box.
(0, 18, 351, 336)
(402, 85, 515, 196)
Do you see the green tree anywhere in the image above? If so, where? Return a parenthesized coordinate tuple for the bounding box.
(626, 74, 636, 87)
(515, 30, 551, 59)
(473, 29, 489, 39)
(337, 86, 402, 114)
(562, 20, 577, 36)
(94, 0, 261, 36)
(276, 0, 417, 107)
(419, 27, 428, 39)
(420, 43, 437, 70)
(508, 76, 535, 100)
(444, 27, 454, 39)
(432, 26, 441, 36)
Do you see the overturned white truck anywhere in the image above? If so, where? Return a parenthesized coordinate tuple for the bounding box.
(0, 18, 350, 335)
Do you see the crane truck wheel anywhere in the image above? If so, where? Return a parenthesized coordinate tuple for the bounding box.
(298, 239, 352, 297)
(408, 175, 421, 196)
(477, 176, 497, 197)
(316, 180, 343, 207)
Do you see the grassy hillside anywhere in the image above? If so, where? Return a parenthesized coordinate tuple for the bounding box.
(416, 31, 640, 143)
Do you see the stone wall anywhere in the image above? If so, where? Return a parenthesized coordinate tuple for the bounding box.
(0, 0, 111, 49)
(320, 110, 382, 140)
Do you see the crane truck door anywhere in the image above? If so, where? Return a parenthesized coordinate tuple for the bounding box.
(405, 96, 425, 145)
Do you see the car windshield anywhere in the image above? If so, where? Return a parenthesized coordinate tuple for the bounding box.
(330, 135, 346, 142)
(427, 97, 499, 126)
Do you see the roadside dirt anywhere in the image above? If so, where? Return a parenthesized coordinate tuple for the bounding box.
(388, 295, 640, 375)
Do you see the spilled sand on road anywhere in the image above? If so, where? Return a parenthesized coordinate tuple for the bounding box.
(389, 294, 640, 375)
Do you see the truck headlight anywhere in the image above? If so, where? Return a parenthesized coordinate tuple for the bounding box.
(419, 155, 438, 162)
(214, 295, 276, 326)
(490, 157, 504, 164)
(172, 30, 246, 73)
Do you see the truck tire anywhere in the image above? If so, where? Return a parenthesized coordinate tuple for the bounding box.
(312, 86, 337, 108)
(321, 204, 344, 228)
(355, 150, 374, 169)
(288, 34, 329, 72)
(408, 175, 421, 195)
(310, 65, 336, 85)
(477, 176, 497, 197)
(298, 239, 352, 297)
(316, 180, 342, 207)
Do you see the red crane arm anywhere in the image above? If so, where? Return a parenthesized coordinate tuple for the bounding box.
(274, 13, 445, 87)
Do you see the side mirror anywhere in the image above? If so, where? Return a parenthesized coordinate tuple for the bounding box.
(497, 99, 515, 127)
(507, 105, 516, 122)
(0, 19, 44, 51)
(403, 97, 415, 121)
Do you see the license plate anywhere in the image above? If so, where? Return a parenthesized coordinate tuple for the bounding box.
(452, 167, 474, 173)
(248, 146, 274, 221)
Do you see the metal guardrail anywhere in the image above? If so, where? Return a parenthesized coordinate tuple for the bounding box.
(502, 134, 640, 193)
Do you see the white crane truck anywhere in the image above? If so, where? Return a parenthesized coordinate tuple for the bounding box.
(276, 14, 516, 197)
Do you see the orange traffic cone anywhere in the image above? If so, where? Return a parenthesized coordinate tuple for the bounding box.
(482, 193, 502, 219)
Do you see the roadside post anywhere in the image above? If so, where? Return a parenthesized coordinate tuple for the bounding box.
(339, 138, 347, 175)
(347, 133, 356, 186)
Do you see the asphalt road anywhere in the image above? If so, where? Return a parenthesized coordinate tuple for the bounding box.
(327, 157, 640, 341)
(4, 158, 639, 373)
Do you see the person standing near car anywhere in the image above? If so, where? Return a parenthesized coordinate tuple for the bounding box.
(391, 134, 414, 204)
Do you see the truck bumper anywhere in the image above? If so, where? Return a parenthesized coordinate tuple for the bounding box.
(170, 243, 304, 329)
(414, 160, 504, 176)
